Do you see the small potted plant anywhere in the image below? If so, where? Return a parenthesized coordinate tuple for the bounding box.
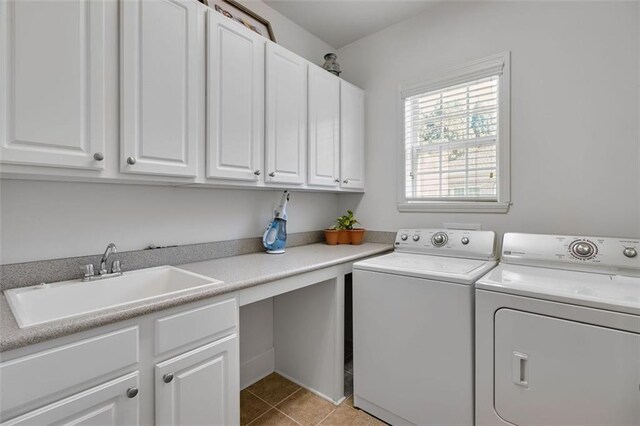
(336, 210, 365, 245)
(342, 210, 365, 245)
(334, 213, 351, 244)
(324, 225, 340, 245)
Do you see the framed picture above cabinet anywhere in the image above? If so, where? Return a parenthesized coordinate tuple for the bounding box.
(202, 0, 276, 41)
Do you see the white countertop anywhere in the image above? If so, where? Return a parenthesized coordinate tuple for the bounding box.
(0, 243, 392, 352)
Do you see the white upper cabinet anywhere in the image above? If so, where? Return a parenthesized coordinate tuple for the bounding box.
(308, 66, 340, 187)
(265, 43, 307, 185)
(340, 81, 366, 190)
(0, 0, 107, 170)
(207, 11, 264, 182)
(120, 0, 201, 177)
(155, 335, 239, 426)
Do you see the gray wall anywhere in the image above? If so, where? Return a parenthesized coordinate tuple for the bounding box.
(337, 0, 640, 239)
(0, 0, 339, 264)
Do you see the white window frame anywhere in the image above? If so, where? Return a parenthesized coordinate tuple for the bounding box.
(397, 52, 511, 213)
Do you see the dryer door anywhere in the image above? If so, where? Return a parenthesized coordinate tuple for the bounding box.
(494, 309, 640, 426)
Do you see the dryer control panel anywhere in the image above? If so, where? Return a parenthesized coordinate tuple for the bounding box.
(502, 233, 640, 273)
(394, 229, 497, 260)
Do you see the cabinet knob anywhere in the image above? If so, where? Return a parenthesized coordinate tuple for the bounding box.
(163, 373, 174, 383)
(93, 152, 104, 161)
(334, 178, 340, 183)
(254, 170, 261, 176)
(126, 387, 139, 398)
(268, 172, 276, 177)
(343, 179, 349, 184)
(126, 156, 137, 165)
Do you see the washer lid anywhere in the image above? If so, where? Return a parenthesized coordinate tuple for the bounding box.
(476, 264, 640, 315)
(353, 252, 497, 284)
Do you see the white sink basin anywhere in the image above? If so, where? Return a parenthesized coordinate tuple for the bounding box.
(4, 266, 223, 328)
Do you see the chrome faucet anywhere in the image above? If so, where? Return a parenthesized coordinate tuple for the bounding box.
(99, 243, 117, 275)
(82, 243, 123, 282)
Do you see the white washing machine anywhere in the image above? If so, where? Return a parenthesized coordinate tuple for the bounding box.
(476, 232, 640, 426)
(353, 229, 497, 425)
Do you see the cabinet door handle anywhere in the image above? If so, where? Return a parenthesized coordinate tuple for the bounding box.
(254, 170, 261, 176)
(126, 156, 137, 165)
(163, 373, 174, 383)
(126, 387, 139, 398)
(512, 351, 529, 387)
(334, 178, 340, 183)
(93, 152, 104, 161)
(268, 172, 276, 177)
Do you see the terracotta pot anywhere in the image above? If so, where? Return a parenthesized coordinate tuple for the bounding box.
(324, 229, 339, 245)
(337, 230, 351, 244)
(350, 229, 366, 245)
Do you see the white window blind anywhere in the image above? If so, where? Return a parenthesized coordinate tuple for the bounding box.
(404, 75, 499, 202)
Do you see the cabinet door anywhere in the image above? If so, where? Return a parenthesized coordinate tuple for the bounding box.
(340, 82, 365, 190)
(3, 372, 139, 425)
(121, 0, 200, 177)
(155, 335, 239, 426)
(207, 11, 264, 182)
(0, 0, 106, 170)
(265, 43, 307, 185)
(495, 309, 640, 426)
(308, 66, 340, 187)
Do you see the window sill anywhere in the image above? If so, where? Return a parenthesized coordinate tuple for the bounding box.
(397, 201, 511, 214)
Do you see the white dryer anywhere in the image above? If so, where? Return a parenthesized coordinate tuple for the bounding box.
(476, 233, 640, 426)
(353, 229, 497, 425)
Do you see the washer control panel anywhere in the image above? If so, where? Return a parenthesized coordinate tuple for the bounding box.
(502, 233, 640, 272)
(394, 229, 497, 260)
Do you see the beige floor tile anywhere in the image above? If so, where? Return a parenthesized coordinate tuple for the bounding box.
(342, 395, 354, 408)
(248, 408, 299, 426)
(319, 405, 359, 425)
(248, 373, 301, 405)
(276, 389, 336, 426)
(352, 409, 388, 426)
(241, 390, 271, 426)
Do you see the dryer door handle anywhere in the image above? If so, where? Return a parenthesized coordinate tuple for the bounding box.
(512, 351, 529, 388)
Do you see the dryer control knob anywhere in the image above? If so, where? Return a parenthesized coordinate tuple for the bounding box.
(623, 247, 637, 258)
(401, 234, 408, 241)
(432, 232, 448, 247)
(461, 237, 470, 245)
(412, 235, 420, 242)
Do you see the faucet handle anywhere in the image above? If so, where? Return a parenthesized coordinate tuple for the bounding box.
(83, 264, 95, 278)
(111, 260, 122, 274)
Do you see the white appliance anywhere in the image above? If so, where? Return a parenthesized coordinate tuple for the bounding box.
(476, 232, 640, 426)
(353, 229, 497, 425)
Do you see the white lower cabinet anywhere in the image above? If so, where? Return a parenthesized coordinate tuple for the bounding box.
(155, 334, 239, 426)
(4, 372, 140, 426)
(0, 297, 239, 426)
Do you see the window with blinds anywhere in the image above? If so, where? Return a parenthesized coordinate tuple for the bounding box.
(404, 75, 499, 201)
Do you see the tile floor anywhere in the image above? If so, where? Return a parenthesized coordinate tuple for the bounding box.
(241, 372, 387, 426)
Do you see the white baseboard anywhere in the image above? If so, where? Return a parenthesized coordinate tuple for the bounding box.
(240, 348, 275, 390)
(275, 369, 343, 406)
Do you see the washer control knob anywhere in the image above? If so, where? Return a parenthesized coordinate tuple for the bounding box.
(400, 234, 408, 241)
(412, 235, 420, 242)
(432, 232, 448, 247)
(574, 243, 593, 257)
(461, 237, 470, 245)
(623, 247, 637, 258)
(570, 240, 597, 259)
